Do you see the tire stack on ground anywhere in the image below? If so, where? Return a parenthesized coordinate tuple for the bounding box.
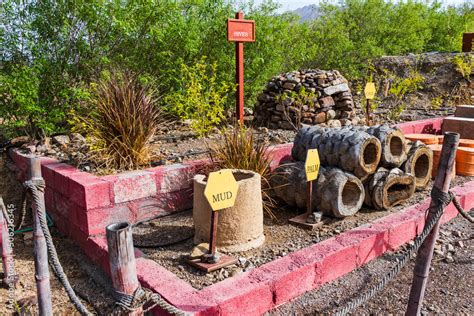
(272, 125, 434, 218)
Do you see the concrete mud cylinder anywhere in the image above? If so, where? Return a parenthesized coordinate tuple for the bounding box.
(193, 169, 264, 252)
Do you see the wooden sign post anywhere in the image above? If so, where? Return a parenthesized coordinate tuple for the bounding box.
(188, 169, 239, 272)
(364, 82, 376, 126)
(289, 149, 322, 229)
(227, 12, 255, 124)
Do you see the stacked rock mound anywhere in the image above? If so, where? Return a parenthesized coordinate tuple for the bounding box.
(254, 70, 357, 130)
(272, 125, 434, 218)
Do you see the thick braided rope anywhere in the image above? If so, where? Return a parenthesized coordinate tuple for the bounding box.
(451, 193, 474, 223)
(333, 186, 452, 316)
(24, 179, 93, 316)
(14, 187, 28, 231)
(113, 286, 189, 315)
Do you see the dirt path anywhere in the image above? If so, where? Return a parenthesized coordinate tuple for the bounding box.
(268, 214, 473, 315)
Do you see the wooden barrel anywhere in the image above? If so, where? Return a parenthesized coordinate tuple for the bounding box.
(459, 139, 474, 148)
(428, 144, 456, 180)
(405, 133, 438, 145)
(456, 146, 474, 176)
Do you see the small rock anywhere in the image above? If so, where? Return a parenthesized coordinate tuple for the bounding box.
(306, 212, 323, 224)
(444, 254, 454, 263)
(455, 240, 464, 248)
(189, 243, 209, 259)
(447, 244, 454, 252)
(326, 109, 336, 120)
(52, 135, 70, 146)
(23, 232, 33, 246)
(230, 268, 242, 277)
(24, 145, 36, 153)
(10, 136, 31, 147)
(328, 120, 342, 128)
(70, 133, 86, 143)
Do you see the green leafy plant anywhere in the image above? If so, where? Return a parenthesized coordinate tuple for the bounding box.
(165, 57, 234, 137)
(209, 125, 276, 219)
(70, 71, 161, 171)
(430, 95, 443, 109)
(452, 54, 474, 80)
(388, 103, 406, 121)
(389, 70, 424, 98)
(277, 87, 318, 131)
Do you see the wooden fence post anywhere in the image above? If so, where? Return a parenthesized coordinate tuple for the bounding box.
(406, 132, 460, 315)
(106, 222, 142, 315)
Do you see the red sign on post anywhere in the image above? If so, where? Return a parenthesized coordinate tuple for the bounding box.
(227, 19, 255, 42)
(227, 12, 255, 124)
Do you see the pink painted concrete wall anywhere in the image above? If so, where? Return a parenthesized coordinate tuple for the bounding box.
(395, 116, 445, 134)
(8, 143, 293, 246)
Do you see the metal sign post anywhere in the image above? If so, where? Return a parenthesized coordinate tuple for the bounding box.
(289, 149, 322, 229)
(188, 169, 239, 272)
(227, 12, 255, 124)
(364, 82, 376, 126)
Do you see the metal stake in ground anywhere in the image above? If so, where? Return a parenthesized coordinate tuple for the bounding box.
(289, 149, 322, 229)
(208, 209, 219, 259)
(406, 132, 460, 315)
(27, 157, 53, 315)
(227, 11, 255, 124)
(364, 82, 376, 126)
(106, 222, 142, 316)
(188, 169, 238, 272)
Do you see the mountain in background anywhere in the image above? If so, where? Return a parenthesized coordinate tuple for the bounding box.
(292, 4, 321, 22)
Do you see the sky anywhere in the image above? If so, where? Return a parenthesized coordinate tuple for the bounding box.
(254, 0, 471, 11)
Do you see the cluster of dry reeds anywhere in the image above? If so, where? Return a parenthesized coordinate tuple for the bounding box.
(77, 71, 161, 171)
(209, 125, 277, 219)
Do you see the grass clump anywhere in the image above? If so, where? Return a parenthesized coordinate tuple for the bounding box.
(209, 125, 277, 219)
(71, 71, 161, 172)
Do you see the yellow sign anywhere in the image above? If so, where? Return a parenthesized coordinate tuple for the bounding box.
(364, 82, 376, 100)
(204, 169, 239, 211)
(305, 149, 320, 182)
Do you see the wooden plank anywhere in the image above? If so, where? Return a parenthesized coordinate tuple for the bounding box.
(455, 105, 474, 118)
(442, 117, 474, 139)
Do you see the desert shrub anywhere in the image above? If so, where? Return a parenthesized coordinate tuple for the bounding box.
(276, 87, 318, 131)
(1, 0, 473, 137)
(70, 71, 161, 171)
(389, 70, 425, 98)
(209, 125, 276, 219)
(0, 65, 40, 138)
(165, 57, 234, 137)
(452, 54, 474, 80)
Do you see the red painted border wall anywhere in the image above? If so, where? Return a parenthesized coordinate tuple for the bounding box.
(396, 116, 444, 134)
(9, 117, 469, 315)
(8, 143, 292, 246)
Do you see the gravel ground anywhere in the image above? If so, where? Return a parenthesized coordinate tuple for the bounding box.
(11, 126, 297, 175)
(1, 150, 473, 314)
(0, 154, 115, 315)
(134, 176, 473, 290)
(268, 213, 473, 315)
